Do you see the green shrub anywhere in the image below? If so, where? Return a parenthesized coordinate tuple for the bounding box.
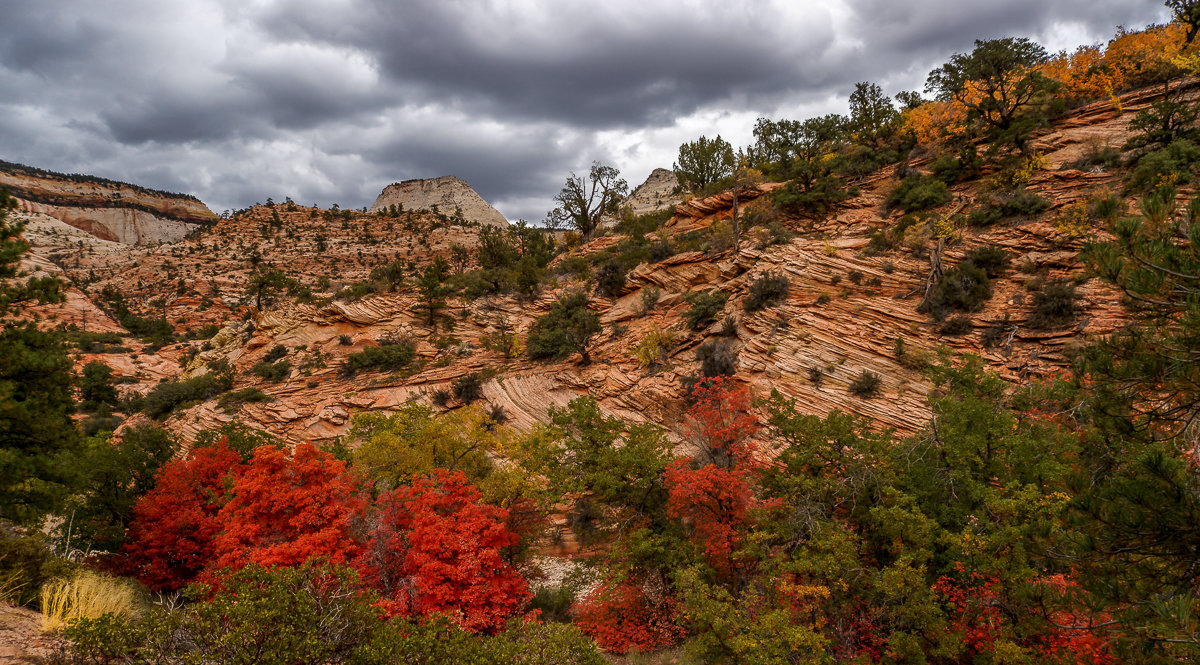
(217, 387, 272, 413)
(0, 523, 75, 607)
(849, 369, 882, 398)
(595, 260, 626, 297)
(1127, 139, 1200, 193)
(341, 336, 417, 377)
(262, 344, 288, 363)
(963, 246, 1009, 277)
(887, 175, 952, 212)
(452, 372, 484, 403)
(527, 292, 601, 364)
(743, 271, 790, 312)
(920, 261, 992, 320)
(683, 291, 728, 330)
(772, 175, 857, 218)
(1028, 279, 1080, 330)
(965, 188, 1049, 226)
(140, 372, 232, 419)
(251, 359, 290, 382)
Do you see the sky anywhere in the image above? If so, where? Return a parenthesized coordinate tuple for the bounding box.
(0, 1, 1171, 222)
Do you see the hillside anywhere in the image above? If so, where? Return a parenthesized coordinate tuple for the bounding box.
(17, 80, 1179, 447)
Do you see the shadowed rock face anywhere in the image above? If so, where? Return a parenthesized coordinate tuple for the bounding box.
(370, 176, 509, 227)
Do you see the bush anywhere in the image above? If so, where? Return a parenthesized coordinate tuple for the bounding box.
(696, 339, 737, 378)
(772, 175, 857, 218)
(849, 369, 882, 398)
(634, 325, 678, 370)
(217, 387, 272, 413)
(963, 246, 1009, 277)
(966, 189, 1050, 226)
(683, 291, 728, 330)
(0, 524, 75, 607)
(527, 292, 601, 364)
(251, 359, 291, 382)
(262, 344, 288, 363)
(339, 334, 353, 346)
(887, 175, 952, 212)
(140, 372, 232, 419)
(743, 271, 790, 312)
(595, 260, 626, 297)
(920, 261, 992, 320)
(1028, 279, 1080, 330)
(1127, 139, 1200, 193)
(452, 372, 484, 403)
(939, 314, 973, 336)
(341, 337, 417, 377)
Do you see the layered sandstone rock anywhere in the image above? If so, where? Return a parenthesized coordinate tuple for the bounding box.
(624, 168, 683, 217)
(1, 161, 217, 245)
(370, 176, 508, 227)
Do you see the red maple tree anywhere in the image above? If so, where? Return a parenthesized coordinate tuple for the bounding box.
(572, 581, 684, 654)
(210, 443, 362, 572)
(355, 469, 529, 633)
(122, 440, 246, 591)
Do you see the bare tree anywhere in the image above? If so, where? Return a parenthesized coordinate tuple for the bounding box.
(546, 161, 628, 238)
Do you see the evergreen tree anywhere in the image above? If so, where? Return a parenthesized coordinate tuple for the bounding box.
(0, 189, 81, 525)
(413, 257, 452, 327)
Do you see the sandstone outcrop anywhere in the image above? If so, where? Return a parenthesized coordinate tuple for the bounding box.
(1, 160, 217, 245)
(370, 176, 508, 227)
(624, 168, 683, 217)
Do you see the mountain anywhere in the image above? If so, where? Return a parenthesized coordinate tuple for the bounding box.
(369, 175, 508, 227)
(0, 160, 217, 245)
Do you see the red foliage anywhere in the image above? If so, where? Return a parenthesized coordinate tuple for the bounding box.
(684, 376, 760, 463)
(572, 582, 684, 654)
(122, 440, 245, 591)
(210, 443, 361, 572)
(935, 568, 1113, 665)
(667, 377, 764, 575)
(355, 469, 529, 633)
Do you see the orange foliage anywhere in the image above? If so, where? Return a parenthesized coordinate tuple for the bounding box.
(1105, 23, 1187, 89)
(1040, 45, 1119, 104)
(211, 443, 362, 572)
(901, 100, 970, 144)
(571, 582, 684, 654)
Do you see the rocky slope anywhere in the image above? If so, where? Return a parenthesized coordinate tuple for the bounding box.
(1, 161, 217, 246)
(370, 176, 508, 227)
(16, 80, 1183, 452)
(624, 168, 683, 217)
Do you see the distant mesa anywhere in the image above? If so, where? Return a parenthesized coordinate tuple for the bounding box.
(0, 160, 217, 246)
(370, 175, 508, 227)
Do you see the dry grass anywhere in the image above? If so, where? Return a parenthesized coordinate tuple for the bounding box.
(39, 571, 138, 633)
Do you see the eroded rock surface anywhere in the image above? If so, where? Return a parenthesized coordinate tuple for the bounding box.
(370, 176, 508, 227)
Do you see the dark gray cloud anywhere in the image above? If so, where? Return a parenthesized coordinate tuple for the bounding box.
(0, 0, 1172, 222)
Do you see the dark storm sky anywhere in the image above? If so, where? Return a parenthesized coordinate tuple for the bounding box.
(0, 1, 1170, 221)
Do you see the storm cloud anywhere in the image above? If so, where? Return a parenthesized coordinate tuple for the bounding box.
(0, 0, 1170, 221)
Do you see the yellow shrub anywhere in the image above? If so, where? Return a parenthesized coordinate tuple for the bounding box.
(1055, 200, 1092, 239)
(40, 571, 138, 633)
(634, 325, 679, 369)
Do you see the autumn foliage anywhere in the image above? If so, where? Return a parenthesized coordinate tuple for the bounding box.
(356, 469, 529, 632)
(571, 582, 684, 654)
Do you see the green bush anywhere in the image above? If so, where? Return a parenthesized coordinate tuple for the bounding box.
(217, 387, 272, 413)
(743, 271, 790, 312)
(939, 314, 974, 336)
(262, 344, 288, 363)
(849, 369, 882, 398)
(683, 290, 728, 330)
(341, 337, 417, 377)
(1127, 139, 1200, 194)
(1028, 279, 1080, 330)
(887, 175, 952, 212)
(452, 372, 484, 403)
(0, 523, 76, 606)
(139, 372, 232, 419)
(595, 260, 626, 297)
(771, 175, 857, 218)
(527, 292, 601, 364)
(251, 359, 291, 382)
(920, 261, 992, 320)
(963, 246, 1009, 277)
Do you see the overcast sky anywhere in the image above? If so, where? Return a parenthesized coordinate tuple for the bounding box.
(0, 1, 1170, 222)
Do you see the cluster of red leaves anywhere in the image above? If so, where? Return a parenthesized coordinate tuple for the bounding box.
(935, 569, 1113, 665)
(667, 377, 764, 576)
(356, 469, 529, 633)
(123, 443, 529, 634)
(211, 443, 362, 572)
(122, 440, 244, 591)
(572, 582, 684, 654)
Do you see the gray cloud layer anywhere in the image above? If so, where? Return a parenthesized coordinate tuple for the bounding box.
(0, 1, 1169, 220)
